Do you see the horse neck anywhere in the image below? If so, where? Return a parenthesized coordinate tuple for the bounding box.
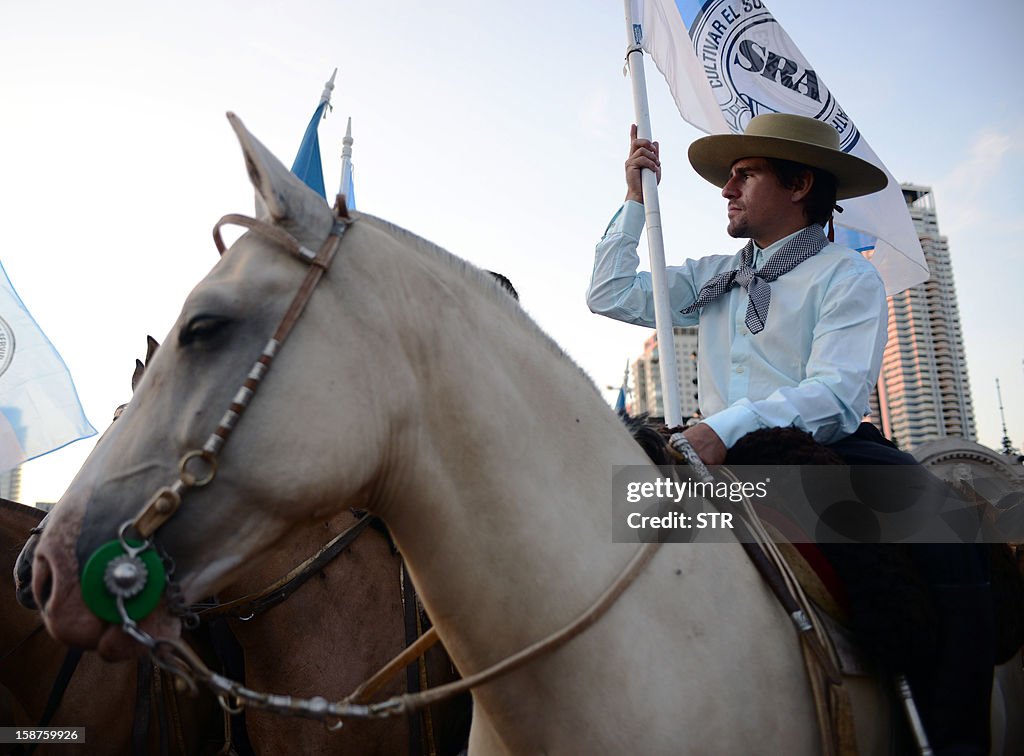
(374, 269, 657, 671)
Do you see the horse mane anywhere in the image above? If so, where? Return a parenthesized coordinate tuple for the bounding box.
(620, 419, 853, 469)
(353, 212, 605, 402)
(618, 413, 687, 468)
(725, 427, 846, 465)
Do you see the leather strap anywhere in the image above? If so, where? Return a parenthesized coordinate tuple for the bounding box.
(401, 562, 425, 756)
(731, 509, 854, 756)
(346, 628, 440, 705)
(0, 623, 45, 665)
(195, 514, 373, 619)
(131, 659, 152, 755)
(22, 648, 83, 756)
(152, 664, 171, 756)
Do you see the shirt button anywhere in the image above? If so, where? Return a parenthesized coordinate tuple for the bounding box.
(736, 366, 745, 374)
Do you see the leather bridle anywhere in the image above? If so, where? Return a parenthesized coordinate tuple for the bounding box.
(81, 198, 354, 636)
(133, 205, 354, 539)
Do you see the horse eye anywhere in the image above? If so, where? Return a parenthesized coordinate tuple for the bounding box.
(179, 315, 231, 346)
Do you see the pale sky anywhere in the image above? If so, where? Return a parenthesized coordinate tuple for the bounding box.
(2, 0, 1022, 506)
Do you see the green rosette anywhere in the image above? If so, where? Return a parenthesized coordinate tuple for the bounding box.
(80, 539, 166, 623)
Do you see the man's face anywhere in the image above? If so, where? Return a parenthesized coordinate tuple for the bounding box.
(721, 157, 797, 246)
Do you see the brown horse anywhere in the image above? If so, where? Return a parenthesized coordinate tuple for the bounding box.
(17, 340, 468, 755)
(206, 510, 468, 755)
(1, 497, 220, 755)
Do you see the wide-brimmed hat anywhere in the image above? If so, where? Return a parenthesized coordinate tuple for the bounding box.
(687, 114, 888, 200)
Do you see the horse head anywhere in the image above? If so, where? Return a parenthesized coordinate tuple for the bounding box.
(31, 114, 429, 658)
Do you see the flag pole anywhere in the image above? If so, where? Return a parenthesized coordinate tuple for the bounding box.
(623, 0, 682, 427)
(320, 68, 337, 108)
(339, 116, 354, 206)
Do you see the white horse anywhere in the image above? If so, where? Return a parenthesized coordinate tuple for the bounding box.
(31, 114, 898, 754)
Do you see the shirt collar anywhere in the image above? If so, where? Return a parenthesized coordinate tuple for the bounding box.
(752, 226, 814, 269)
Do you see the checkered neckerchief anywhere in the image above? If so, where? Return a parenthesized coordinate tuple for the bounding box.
(680, 225, 829, 334)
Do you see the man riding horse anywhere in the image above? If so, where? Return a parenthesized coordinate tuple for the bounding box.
(587, 113, 994, 754)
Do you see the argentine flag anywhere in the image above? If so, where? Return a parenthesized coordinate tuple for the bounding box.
(0, 261, 96, 471)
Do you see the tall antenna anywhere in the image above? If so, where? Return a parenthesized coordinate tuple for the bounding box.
(996, 378, 1019, 457)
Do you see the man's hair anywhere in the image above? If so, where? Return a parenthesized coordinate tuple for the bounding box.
(765, 158, 838, 228)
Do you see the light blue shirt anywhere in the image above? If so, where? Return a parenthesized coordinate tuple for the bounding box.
(587, 200, 888, 447)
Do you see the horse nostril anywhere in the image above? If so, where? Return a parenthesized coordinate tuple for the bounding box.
(15, 579, 38, 610)
(15, 536, 39, 610)
(33, 553, 54, 612)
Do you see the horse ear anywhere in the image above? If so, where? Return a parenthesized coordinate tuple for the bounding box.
(132, 336, 160, 393)
(131, 359, 145, 394)
(226, 112, 331, 231)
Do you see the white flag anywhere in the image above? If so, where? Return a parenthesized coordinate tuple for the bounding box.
(0, 261, 96, 471)
(631, 0, 928, 295)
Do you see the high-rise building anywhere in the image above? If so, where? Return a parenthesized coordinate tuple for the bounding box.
(630, 327, 701, 421)
(870, 184, 976, 450)
(0, 466, 22, 502)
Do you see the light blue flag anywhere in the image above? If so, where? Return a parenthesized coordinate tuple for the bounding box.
(291, 70, 337, 200)
(291, 99, 329, 199)
(614, 386, 627, 414)
(0, 261, 96, 471)
(340, 163, 356, 210)
(630, 0, 928, 296)
(613, 360, 629, 414)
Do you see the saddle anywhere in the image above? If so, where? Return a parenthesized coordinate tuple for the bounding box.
(632, 419, 1024, 755)
(647, 422, 1024, 670)
(728, 428, 1023, 661)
